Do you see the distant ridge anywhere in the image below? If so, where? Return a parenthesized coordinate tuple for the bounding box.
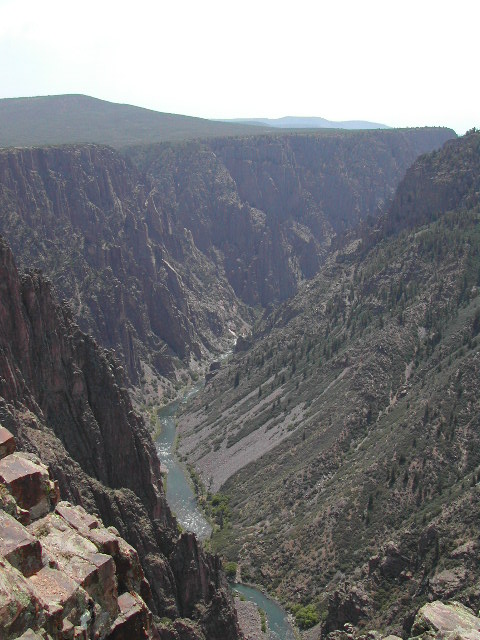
(0, 94, 273, 149)
(224, 115, 391, 129)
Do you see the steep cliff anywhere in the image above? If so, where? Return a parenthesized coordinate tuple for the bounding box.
(178, 131, 480, 635)
(0, 145, 250, 389)
(0, 235, 241, 639)
(130, 128, 455, 307)
(0, 128, 454, 390)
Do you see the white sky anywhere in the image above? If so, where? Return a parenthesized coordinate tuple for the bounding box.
(0, 0, 478, 134)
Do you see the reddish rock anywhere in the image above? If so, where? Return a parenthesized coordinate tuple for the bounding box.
(0, 453, 57, 521)
(28, 566, 90, 625)
(55, 501, 151, 608)
(29, 512, 119, 627)
(56, 501, 120, 558)
(410, 601, 480, 639)
(0, 510, 43, 577)
(429, 567, 468, 599)
(107, 592, 152, 640)
(55, 501, 100, 531)
(0, 556, 47, 636)
(0, 425, 15, 459)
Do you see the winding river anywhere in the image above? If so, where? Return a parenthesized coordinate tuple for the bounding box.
(155, 382, 296, 640)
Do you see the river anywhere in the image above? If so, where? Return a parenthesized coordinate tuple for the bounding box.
(155, 380, 296, 640)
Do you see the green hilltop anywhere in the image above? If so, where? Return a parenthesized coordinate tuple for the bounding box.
(0, 94, 273, 149)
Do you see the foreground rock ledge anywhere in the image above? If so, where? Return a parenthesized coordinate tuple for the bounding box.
(0, 427, 156, 639)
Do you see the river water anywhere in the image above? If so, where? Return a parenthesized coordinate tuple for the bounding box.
(155, 381, 296, 640)
(155, 382, 211, 539)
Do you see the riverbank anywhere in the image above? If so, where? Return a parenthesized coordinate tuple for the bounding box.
(235, 596, 265, 640)
(152, 360, 298, 640)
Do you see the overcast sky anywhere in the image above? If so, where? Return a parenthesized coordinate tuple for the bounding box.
(0, 0, 478, 134)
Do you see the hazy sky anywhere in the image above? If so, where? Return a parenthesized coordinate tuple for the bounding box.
(0, 0, 478, 134)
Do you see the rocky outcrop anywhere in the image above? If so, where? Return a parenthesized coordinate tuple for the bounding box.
(386, 129, 480, 236)
(318, 602, 480, 640)
(0, 427, 157, 639)
(0, 236, 241, 639)
(324, 586, 372, 634)
(410, 601, 480, 640)
(0, 145, 249, 388)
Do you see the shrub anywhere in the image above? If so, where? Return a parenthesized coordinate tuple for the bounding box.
(291, 603, 319, 629)
(224, 561, 237, 580)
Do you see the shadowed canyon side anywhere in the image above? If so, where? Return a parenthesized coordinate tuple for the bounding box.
(0, 235, 241, 640)
(0, 144, 250, 390)
(0, 127, 454, 395)
(177, 131, 480, 635)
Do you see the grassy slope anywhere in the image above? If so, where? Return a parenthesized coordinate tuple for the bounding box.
(178, 131, 480, 632)
(0, 94, 272, 148)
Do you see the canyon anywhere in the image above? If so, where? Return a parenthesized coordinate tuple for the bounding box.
(2, 106, 479, 639)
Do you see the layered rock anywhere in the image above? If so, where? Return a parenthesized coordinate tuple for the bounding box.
(0, 236, 241, 639)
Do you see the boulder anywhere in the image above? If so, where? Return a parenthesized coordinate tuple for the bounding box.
(107, 591, 152, 640)
(0, 453, 58, 521)
(410, 601, 480, 639)
(0, 425, 15, 459)
(28, 566, 90, 629)
(429, 568, 467, 599)
(0, 510, 43, 576)
(380, 542, 409, 579)
(0, 556, 46, 637)
(55, 501, 152, 608)
(29, 512, 118, 630)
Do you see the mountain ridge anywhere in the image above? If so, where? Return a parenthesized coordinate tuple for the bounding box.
(222, 115, 391, 130)
(0, 94, 273, 149)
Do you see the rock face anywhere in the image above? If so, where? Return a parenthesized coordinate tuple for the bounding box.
(0, 237, 241, 640)
(0, 145, 249, 387)
(0, 128, 454, 387)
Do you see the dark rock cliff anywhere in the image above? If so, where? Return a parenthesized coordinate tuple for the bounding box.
(0, 235, 241, 639)
(0, 145, 249, 387)
(0, 128, 454, 387)
(132, 129, 455, 307)
(386, 129, 480, 234)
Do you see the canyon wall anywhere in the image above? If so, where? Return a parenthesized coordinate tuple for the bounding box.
(0, 235, 241, 639)
(0, 128, 454, 388)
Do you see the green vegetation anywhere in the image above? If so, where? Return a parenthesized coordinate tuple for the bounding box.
(259, 608, 267, 633)
(223, 561, 237, 581)
(290, 604, 319, 629)
(180, 132, 480, 631)
(0, 94, 273, 149)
